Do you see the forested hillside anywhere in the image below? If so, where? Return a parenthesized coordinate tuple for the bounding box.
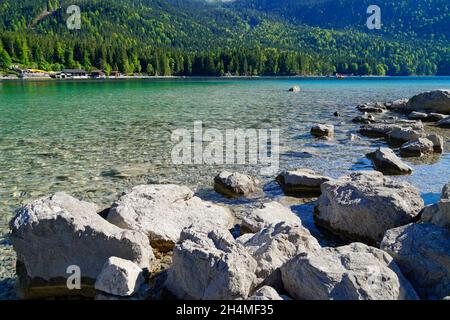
(234, 0, 450, 42)
(0, 0, 449, 76)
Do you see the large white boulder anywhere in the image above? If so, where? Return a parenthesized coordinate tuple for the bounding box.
(107, 185, 236, 251)
(9, 192, 153, 298)
(240, 202, 301, 233)
(95, 257, 145, 297)
(240, 222, 321, 289)
(381, 223, 450, 299)
(281, 243, 419, 300)
(165, 227, 257, 300)
(315, 171, 424, 244)
(406, 90, 450, 114)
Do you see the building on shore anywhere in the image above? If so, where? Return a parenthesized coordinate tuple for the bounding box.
(52, 69, 89, 79)
(110, 71, 122, 78)
(90, 70, 106, 78)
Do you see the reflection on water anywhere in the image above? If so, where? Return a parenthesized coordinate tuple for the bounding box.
(0, 77, 449, 299)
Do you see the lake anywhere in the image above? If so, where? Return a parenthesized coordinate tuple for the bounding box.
(0, 77, 450, 299)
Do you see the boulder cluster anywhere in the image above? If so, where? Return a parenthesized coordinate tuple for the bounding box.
(8, 172, 450, 300)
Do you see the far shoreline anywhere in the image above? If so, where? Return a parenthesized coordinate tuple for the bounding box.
(1, 75, 450, 82)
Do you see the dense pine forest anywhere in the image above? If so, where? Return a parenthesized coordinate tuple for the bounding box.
(0, 0, 449, 76)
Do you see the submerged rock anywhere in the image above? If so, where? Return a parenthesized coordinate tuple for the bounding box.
(9, 192, 153, 299)
(241, 202, 301, 233)
(107, 185, 235, 252)
(406, 90, 450, 114)
(95, 257, 145, 297)
(239, 222, 320, 289)
(276, 169, 331, 195)
(281, 243, 418, 300)
(400, 138, 434, 157)
(381, 223, 450, 300)
(165, 227, 257, 300)
(311, 124, 334, 138)
(367, 147, 413, 175)
(315, 171, 424, 244)
(214, 171, 260, 197)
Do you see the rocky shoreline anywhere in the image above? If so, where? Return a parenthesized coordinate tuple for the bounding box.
(4, 89, 450, 300)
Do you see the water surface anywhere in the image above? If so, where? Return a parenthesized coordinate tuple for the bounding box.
(1, 77, 449, 299)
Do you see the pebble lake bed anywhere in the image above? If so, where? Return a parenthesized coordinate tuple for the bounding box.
(0, 77, 449, 300)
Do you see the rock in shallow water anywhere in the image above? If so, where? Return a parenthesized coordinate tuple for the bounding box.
(315, 171, 424, 244)
(165, 227, 257, 300)
(276, 168, 331, 195)
(357, 103, 386, 113)
(95, 257, 145, 297)
(387, 126, 426, 142)
(381, 223, 450, 300)
(107, 185, 235, 252)
(311, 124, 334, 138)
(9, 192, 153, 299)
(386, 99, 408, 112)
(359, 121, 425, 141)
(367, 147, 413, 175)
(214, 171, 260, 197)
(352, 113, 375, 124)
(406, 90, 450, 114)
(281, 242, 418, 300)
(400, 138, 434, 157)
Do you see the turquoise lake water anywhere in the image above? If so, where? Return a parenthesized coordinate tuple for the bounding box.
(0, 77, 449, 298)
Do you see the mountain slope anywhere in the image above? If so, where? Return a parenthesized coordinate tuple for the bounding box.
(0, 0, 449, 75)
(232, 0, 450, 42)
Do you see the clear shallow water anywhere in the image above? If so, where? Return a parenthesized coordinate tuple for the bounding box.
(0, 77, 449, 298)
